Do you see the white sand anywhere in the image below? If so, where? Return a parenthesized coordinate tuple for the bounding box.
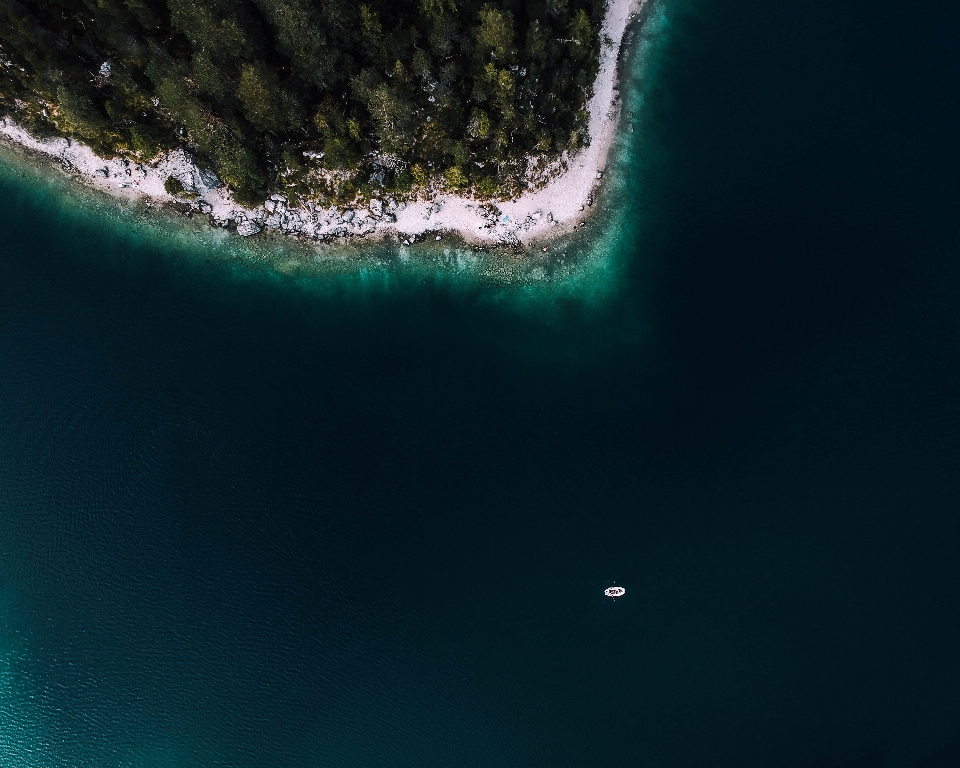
(395, 0, 644, 245)
(0, 0, 643, 246)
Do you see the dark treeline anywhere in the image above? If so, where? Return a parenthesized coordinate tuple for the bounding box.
(0, 0, 605, 205)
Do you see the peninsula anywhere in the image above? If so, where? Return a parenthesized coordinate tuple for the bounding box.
(0, 0, 643, 245)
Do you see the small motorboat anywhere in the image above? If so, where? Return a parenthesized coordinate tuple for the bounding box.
(604, 586, 626, 598)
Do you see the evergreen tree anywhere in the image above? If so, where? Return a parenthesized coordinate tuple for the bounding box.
(0, 0, 606, 203)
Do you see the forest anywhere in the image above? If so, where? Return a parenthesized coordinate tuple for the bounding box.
(0, 0, 605, 205)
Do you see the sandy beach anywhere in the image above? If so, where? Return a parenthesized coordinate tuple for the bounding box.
(0, 0, 644, 247)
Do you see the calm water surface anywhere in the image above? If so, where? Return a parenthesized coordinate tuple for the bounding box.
(2, 0, 960, 766)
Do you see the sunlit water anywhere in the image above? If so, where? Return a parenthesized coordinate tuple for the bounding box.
(2, 0, 960, 766)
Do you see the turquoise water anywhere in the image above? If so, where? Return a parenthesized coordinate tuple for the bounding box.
(3, 0, 960, 765)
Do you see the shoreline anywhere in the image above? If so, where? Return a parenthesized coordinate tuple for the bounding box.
(0, 0, 644, 248)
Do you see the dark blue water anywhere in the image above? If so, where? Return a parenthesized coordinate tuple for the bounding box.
(2, 0, 960, 765)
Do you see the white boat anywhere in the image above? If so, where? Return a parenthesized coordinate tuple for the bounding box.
(604, 586, 626, 598)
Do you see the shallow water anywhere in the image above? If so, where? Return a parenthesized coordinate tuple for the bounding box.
(2, 0, 960, 766)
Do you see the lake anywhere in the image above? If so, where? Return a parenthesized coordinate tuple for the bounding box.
(1, 0, 959, 765)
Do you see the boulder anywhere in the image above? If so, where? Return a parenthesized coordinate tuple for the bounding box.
(236, 220, 263, 237)
(281, 211, 303, 233)
(198, 168, 222, 189)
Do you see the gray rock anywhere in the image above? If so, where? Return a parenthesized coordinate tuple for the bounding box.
(236, 220, 263, 237)
(369, 198, 383, 217)
(281, 211, 303, 233)
(198, 168, 221, 190)
(264, 199, 276, 213)
(342, 209, 356, 223)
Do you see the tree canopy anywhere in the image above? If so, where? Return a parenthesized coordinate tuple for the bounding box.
(0, 0, 605, 205)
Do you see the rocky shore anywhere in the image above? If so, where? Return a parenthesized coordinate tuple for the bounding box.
(0, 0, 645, 248)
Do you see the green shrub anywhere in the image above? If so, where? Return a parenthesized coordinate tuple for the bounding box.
(474, 175, 499, 199)
(444, 165, 467, 189)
